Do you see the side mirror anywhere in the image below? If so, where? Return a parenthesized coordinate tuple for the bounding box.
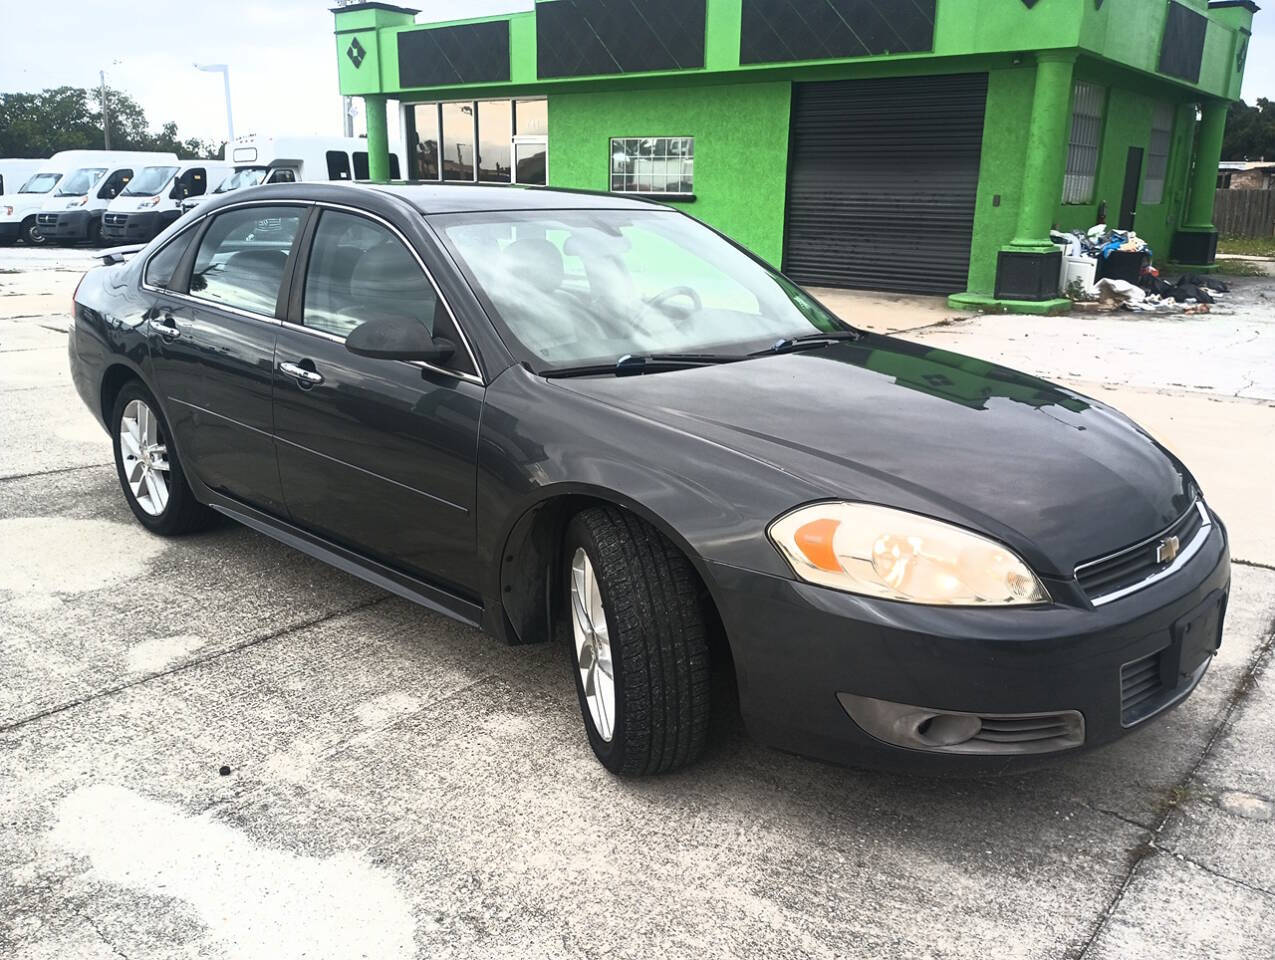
(345, 316, 455, 364)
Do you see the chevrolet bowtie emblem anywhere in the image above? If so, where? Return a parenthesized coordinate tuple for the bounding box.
(1156, 535, 1181, 565)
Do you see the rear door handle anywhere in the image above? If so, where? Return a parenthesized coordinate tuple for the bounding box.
(147, 316, 181, 340)
(279, 360, 324, 385)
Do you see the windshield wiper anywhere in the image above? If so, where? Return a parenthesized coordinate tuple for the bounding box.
(751, 329, 861, 357)
(542, 352, 742, 379)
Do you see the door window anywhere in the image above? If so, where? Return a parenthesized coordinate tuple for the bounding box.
(97, 169, 133, 200)
(326, 151, 352, 180)
(353, 152, 370, 180)
(189, 207, 304, 316)
(302, 210, 437, 340)
(173, 168, 208, 199)
(267, 168, 297, 184)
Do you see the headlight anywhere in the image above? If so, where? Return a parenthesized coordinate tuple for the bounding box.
(139, 196, 161, 208)
(769, 502, 1050, 606)
(2, 205, 11, 217)
(67, 197, 87, 208)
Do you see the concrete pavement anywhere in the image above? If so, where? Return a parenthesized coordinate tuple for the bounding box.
(2, 250, 1273, 959)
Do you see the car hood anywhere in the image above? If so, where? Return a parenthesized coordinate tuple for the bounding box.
(551, 335, 1196, 576)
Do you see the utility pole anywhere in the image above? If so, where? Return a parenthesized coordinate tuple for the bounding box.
(99, 70, 111, 150)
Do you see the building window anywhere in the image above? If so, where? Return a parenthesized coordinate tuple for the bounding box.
(1062, 83, 1105, 205)
(1141, 103, 1175, 205)
(406, 98, 546, 185)
(610, 138, 694, 196)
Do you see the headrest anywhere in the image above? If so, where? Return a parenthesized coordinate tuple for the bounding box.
(502, 239, 564, 294)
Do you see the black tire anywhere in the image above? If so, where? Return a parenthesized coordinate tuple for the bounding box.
(21, 217, 45, 246)
(564, 507, 711, 776)
(111, 381, 215, 536)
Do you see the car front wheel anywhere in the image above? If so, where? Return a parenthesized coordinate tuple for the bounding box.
(111, 382, 213, 535)
(564, 507, 711, 776)
(21, 217, 45, 245)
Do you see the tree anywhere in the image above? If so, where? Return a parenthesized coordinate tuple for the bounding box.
(0, 85, 221, 160)
(1222, 98, 1275, 161)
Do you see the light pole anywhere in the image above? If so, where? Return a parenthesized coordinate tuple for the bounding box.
(194, 64, 235, 146)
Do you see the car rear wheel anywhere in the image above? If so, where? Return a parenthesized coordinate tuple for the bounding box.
(564, 507, 711, 776)
(21, 217, 44, 245)
(111, 382, 214, 536)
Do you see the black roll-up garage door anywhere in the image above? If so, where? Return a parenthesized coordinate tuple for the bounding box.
(783, 74, 988, 295)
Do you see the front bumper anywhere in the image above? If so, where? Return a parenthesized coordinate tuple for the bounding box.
(0, 221, 20, 244)
(100, 210, 173, 243)
(35, 210, 97, 242)
(710, 514, 1230, 774)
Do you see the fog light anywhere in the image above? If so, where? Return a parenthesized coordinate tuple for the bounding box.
(915, 713, 982, 747)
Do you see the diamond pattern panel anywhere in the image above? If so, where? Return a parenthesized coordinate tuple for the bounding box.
(398, 21, 511, 88)
(536, 0, 706, 79)
(740, 0, 936, 64)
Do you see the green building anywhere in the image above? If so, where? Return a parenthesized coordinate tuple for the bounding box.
(332, 0, 1258, 313)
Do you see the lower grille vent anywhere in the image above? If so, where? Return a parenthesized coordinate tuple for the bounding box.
(1121, 649, 1167, 724)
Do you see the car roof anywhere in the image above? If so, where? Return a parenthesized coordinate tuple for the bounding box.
(222, 180, 671, 215)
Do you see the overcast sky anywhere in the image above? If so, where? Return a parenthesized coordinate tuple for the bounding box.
(1, 0, 1271, 148)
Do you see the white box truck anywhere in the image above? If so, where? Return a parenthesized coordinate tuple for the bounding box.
(100, 159, 232, 244)
(180, 135, 406, 213)
(35, 151, 179, 245)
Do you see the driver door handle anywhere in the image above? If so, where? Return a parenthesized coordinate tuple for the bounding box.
(147, 316, 181, 340)
(279, 360, 324, 385)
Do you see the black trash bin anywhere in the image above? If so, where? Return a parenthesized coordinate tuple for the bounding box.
(1095, 250, 1149, 285)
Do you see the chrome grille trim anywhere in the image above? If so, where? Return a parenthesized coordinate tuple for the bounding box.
(1075, 502, 1211, 607)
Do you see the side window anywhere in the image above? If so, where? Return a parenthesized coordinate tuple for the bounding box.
(302, 210, 437, 341)
(144, 230, 195, 290)
(173, 168, 207, 199)
(189, 206, 304, 316)
(353, 152, 370, 180)
(389, 154, 401, 179)
(98, 169, 133, 200)
(267, 168, 297, 184)
(326, 151, 352, 180)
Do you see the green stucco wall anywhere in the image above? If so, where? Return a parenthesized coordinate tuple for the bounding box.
(965, 66, 1037, 299)
(546, 81, 792, 268)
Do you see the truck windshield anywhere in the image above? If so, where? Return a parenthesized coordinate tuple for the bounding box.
(20, 173, 61, 194)
(54, 168, 107, 197)
(122, 166, 179, 197)
(215, 167, 269, 193)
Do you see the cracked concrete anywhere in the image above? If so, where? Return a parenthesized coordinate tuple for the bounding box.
(2, 250, 1274, 958)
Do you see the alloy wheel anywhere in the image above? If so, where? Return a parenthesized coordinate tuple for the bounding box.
(119, 399, 171, 516)
(570, 548, 616, 742)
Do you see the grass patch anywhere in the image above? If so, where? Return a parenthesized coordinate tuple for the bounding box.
(1218, 235, 1275, 259)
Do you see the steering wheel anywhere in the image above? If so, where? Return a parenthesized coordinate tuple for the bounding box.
(641, 285, 703, 332)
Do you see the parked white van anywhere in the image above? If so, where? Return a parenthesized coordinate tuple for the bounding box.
(0, 150, 112, 245)
(180, 135, 406, 212)
(0, 160, 46, 198)
(100, 159, 232, 244)
(35, 151, 179, 245)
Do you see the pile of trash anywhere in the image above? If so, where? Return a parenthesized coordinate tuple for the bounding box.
(1053, 223, 1230, 314)
(1087, 274, 1229, 314)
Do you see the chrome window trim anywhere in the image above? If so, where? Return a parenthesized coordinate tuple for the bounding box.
(1077, 502, 1212, 607)
(137, 195, 485, 385)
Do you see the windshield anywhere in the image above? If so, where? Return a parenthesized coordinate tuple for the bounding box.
(122, 165, 179, 197)
(434, 209, 846, 370)
(20, 172, 61, 194)
(215, 167, 268, 193)
(54, 168, 107, 197)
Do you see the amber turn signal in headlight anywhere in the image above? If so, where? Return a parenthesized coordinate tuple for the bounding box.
(769, 502, 1050, 606)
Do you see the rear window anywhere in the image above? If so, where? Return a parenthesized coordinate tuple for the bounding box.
(189, 206, 304, 315)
